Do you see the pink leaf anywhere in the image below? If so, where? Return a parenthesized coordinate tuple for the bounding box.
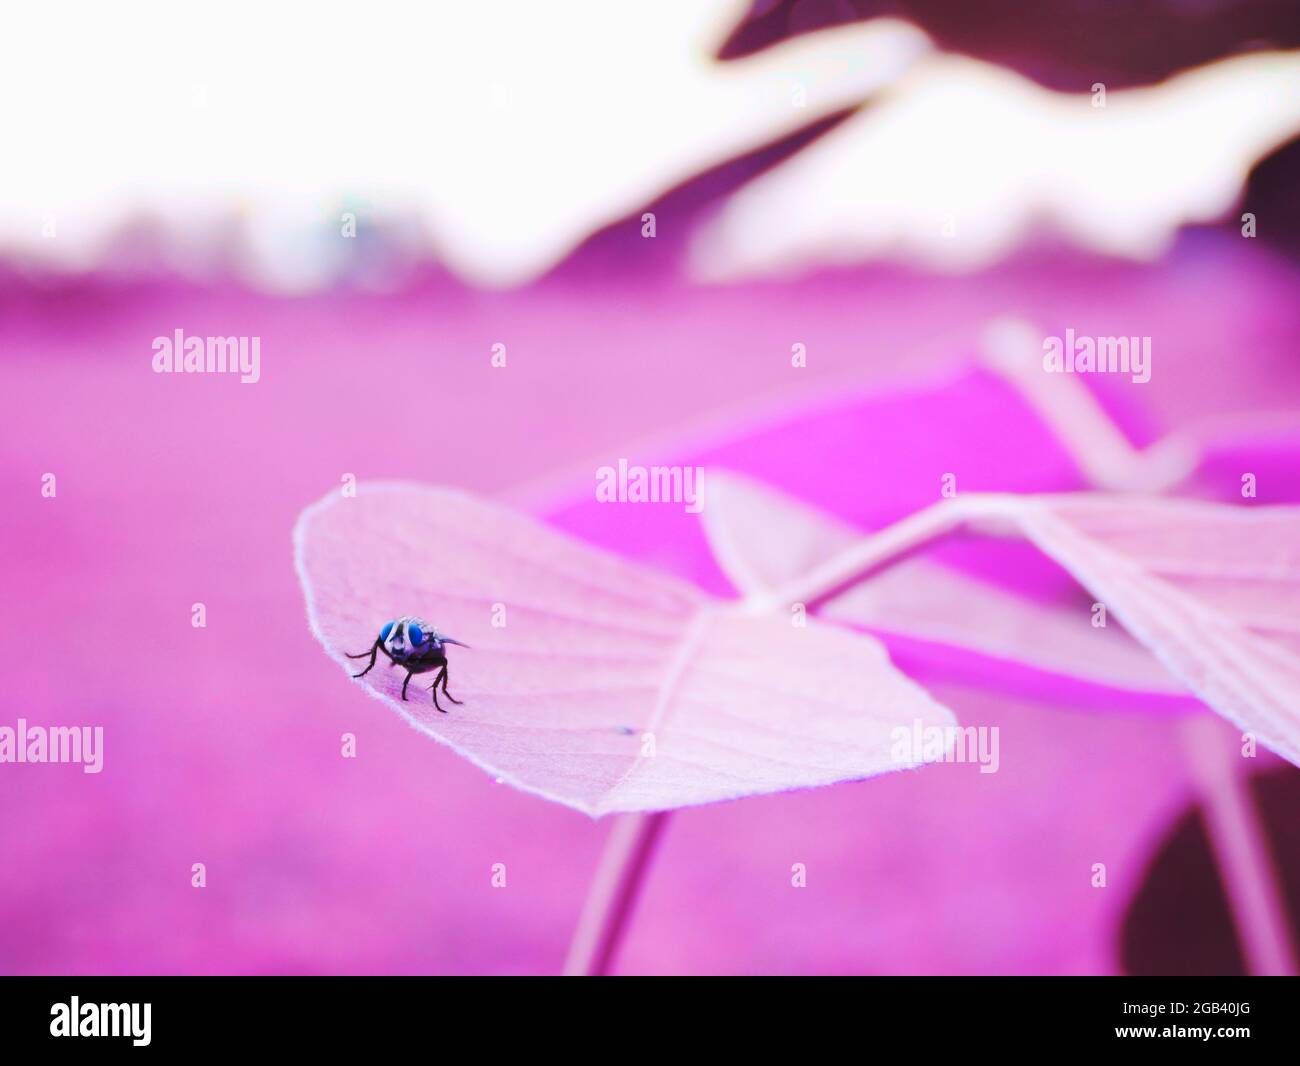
(294, 482, 957, 816)
(703, 472, 1182, 693)
(717, 480, 1300, 765)
(1009, 494, 1300, 765)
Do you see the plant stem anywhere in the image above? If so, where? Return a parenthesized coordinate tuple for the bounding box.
(562, 811, 670, 976)
(978, 316, 1198, 492)
(1181, 716, 1297, 976)
(748, 496, 987, 611)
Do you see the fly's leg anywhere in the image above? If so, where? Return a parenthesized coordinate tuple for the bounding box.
(347, 641, 380, 678)
(440, 664, 463, 706)
(402, 670, 415, 701)
(429, 667, 449, 713)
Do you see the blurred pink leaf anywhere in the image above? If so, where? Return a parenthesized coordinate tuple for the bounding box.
(1010, 494, 1300, 765)
(294, 482, 956, 816)
(703, 471, 1182, 693)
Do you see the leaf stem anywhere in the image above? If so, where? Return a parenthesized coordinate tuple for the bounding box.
(978, 316, 1199, 492)
(745, 494, 1016, 614)
(562, 811, 670, 976)
(1181, 717, 1298, 976)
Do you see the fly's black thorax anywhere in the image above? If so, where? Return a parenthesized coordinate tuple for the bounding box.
(404, 648, 447, 674)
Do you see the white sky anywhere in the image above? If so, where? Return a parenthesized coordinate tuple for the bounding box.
(2, 1, 1297, 289)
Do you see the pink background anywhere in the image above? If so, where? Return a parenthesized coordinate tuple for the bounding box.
(2, 232, 1299, 974)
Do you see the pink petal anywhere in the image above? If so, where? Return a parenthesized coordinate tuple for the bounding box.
(295, 481, 957, 816)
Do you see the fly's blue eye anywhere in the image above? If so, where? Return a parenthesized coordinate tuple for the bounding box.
(379, 621, 394, 642)
(408, 624, 424, 646)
